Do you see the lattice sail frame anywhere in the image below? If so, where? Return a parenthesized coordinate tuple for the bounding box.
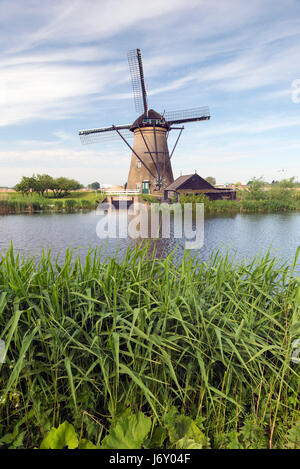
(127, 48, 147, 114)
(164, 106, 210, 124)
(79, 125, 132, 145)
(78, 49, 211, 187)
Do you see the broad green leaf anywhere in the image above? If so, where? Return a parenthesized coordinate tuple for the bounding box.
(167, 415, 209, 449)
(101, 412, 151, 449)
(147, 427, 167, 449)
(78, 439, 97, 449)
(176, 437, 203, 449)
(0, 433, 14, 446)
(40, 422, 79, 449)
(9, 431, 26, 449)
(286, 421, 300, 449)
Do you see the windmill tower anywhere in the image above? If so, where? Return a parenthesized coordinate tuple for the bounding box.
(79, 49, 210, 194)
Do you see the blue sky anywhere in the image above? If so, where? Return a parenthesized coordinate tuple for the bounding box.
(0, 0, 299, 187)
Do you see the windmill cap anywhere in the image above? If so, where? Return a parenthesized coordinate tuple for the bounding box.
(130, 109, 169, 131)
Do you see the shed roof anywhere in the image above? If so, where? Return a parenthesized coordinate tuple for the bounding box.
(166, 173, 215, 191)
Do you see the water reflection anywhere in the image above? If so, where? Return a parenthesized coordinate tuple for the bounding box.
(0, 210, 299, 269)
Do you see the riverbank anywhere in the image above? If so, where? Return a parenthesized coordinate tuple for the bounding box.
(0, 244, 299, 449)
(180, 188, 300, 214)
(0, 191, 104, 214)
(1, 188, 300, 215)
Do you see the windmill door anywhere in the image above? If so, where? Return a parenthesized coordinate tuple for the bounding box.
(142, 180, 150, 194)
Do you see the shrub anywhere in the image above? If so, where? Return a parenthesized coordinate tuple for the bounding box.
(81, 199, 93, 210)
(64, 199, 77, 212)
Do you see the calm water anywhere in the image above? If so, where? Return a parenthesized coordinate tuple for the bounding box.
(0, 211, 299, 269)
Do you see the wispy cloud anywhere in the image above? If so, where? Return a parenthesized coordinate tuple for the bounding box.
(0, 0, 300, 185)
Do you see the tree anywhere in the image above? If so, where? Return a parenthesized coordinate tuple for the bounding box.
(53, 177, 82, 197)
(15, 176, 37, 196)
(205, 176, 216, 186)
(278, 177, 299, 188)
(247, 177, 265, 190)
(88, 182, 100, 190)
(15, 175, 82, 198)
(36, 174, 55, 197)
(246, 177, 266, 200)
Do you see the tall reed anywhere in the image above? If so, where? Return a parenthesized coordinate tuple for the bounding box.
(0, 244, 299, 448)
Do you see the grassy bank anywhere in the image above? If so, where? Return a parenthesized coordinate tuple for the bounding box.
(180, 188, 300, 215)
(1, 188, 300, 216)
(0, 244, 299, 449)
(0, 191, 105, 214)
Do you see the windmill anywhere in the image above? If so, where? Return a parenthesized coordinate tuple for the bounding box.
(79, 48, 210, 194)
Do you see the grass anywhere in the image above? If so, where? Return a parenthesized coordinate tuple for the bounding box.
(1, 188, 300, 216)
(180, 188, 300, 215)
(0, 243, 299, 448)
(0, 191, 105, 214)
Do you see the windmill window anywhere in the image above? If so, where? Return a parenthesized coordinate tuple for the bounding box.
(136, 183, 141, 190)
(137, 161, 141, 168)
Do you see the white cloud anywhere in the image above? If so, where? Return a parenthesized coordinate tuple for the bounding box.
(0, 0, 300, 186)
(0, 146, 130, 186)
(191, 114, 300, 139)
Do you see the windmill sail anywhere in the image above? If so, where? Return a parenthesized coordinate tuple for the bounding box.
(165, 106, 210, 125)
(127, 48, 148, 114)
(78, 48, 211, 195)
(79, 124, 132, 145)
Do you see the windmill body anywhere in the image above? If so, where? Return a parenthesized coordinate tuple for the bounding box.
(127, 110, 173, 194)
(79, 49, 210, 194)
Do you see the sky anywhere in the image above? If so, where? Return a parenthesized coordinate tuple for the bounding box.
(0, 0, 300, 187)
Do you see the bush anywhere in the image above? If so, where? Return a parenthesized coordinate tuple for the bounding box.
(180, 193, 210, 204)
(54, 200, 63, 211)
(81, 199, 93, 210)
(65, 199, 77, 212)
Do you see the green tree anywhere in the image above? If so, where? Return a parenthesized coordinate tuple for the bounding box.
(15, 177, 31, 196)
(54, 177, 82, 197)
(15, 175, 82, 198)
(88, 182, 100, 190)
(245, 177, 267, 200)
(205, 176, 216, 186)
(36, 174, 55, 197)
(278, 177, 299, 188)
(15, 176, 37, 196)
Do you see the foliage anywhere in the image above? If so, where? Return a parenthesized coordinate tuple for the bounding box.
(0, 191, 104, 214)
(88, 182, 100, 190)
(205, 176, 216, 186)
(101, 412, 151, 449)
(15, 174, 83, 198)
(64, 199, 77, 212)
(163, 411, 210, 449)
(40, 421, 96, 449)
(246, 176, 266, 189)
(180, 193, 210, 204)
(244, 177, 267, 200)
(40, 421, 79, 449)
(81, 199, 93, 210)
(0, 244, 299, 449)
(36, 411, 209, 450)
(138, 194, 160, 204)
(272, 177, 300, 189)
(178, 187, 300, 215)
(285, 421, 300, 449)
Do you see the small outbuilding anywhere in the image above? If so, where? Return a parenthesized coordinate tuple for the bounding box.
(164, 173, 236, 201)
